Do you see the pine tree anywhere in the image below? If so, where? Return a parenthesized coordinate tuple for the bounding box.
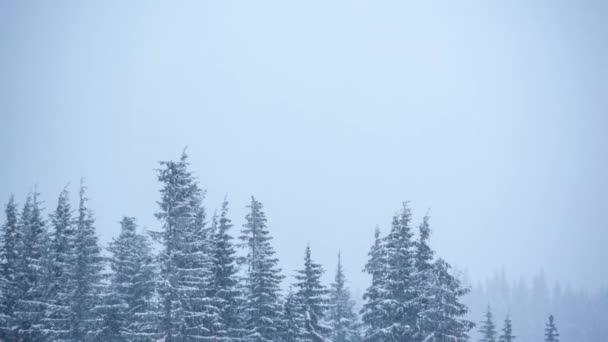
(417, 259, 474, 342)
(153, 150, 217, 341)
(293, 245, 329, 342)
(14, 191, 49, 342)
(0, 195, 20, 339)
(43, 188, 77, 341)
(498, 316, 515, 342)
(239, 196, 284, 342)
(328, 252, 360, 342)
(381, 203, 417, 341)
(69, 183, 104, 341)
(97, 217, 157, 342)
(544, 315, 559, 342)
(282, 288, 305, 342)
(209, 199, 242, 340)
(415, 215, 473, 342)
(479, 306, 497, 342)
(361, 227, 387, 342)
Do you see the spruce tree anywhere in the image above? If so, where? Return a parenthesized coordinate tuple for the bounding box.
(293, 245, 329, 342)
(69, 183, 104, 341)
(417, 259, 473, 342)
(97, 217, 157, 342)
(498, 316, 515, 342)
(328, 252, 359, 342)
(479, 306, 497, 342)
(153, 150, 217, 341)
(381, 203, 417, 341)
(239, 196, 284, 342)
(0, 195, 20, 339)
(43, 188, 77, 341)
(544, 315, 559, 342)
(209, 199, 242, 340)
(415, 215, 473, 342)
(282, 287, 305, 342)
(361, 227, 387, 342)
(14, 191, 49, 342)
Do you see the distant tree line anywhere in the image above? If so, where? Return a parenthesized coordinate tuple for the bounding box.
(465, 269, 608, 342)
(0, 150, 562, 342)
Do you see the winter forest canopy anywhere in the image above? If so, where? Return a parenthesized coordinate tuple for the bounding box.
(2, 150, 603, 342)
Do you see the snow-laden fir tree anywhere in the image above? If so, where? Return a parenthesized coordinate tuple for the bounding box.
(97, 217, 157, 342)
(498, 316, 515, 342)
(282, 287, 306, 342)
(328, 252, 360, 342)
(479, 306, 497, 342)
(153, 151, 218, 341)
(69, 184, 104, 341)
(208, 199, 243, 340)
(0, 195, 20, 340)
(361, 227, 387, 342)
(415, 215, 473, 342)
(418, 259, 473, 342)
(293, 245, 330, 342)
(381, 203, 417, 341)
(544, 315, 559, 342)
(43, 188, 77, 341)
(239, 196, 284, 342)
(13, 191, 49, 342)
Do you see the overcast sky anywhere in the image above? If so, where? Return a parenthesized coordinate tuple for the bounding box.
(1, 1, 607, 293)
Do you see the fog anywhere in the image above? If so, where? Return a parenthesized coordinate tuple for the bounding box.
(1, 0, 606, 305)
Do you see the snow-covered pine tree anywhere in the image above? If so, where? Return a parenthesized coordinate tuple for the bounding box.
(0, 195, 20, 340)
(381, 203, 417, 341)
(479, 306, 497, 342)
(209, 199, 242, 340)
(282, 287, 305, 342)
(153, 150, 217, 341)
(97, 217, 157, 342)
(69, 183, 104, 341)
(543, 315, 559, 342)
(417, 259, 474, 342)
(43, 188, 77, 341)
(498, 316, 515, 342)
(415, 215, 473, 342)
(361, 227, 387, 342)
(293, 245, 330, 342)
(239, 196, 284, 342)
(328, 252, 360, 342)
(14, 191, 49, 341)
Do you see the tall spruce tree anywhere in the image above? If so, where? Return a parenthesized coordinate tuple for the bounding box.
(361, 227, 387, 342)
(0, 195, 20, 339)
(498, 316, 515, 342)
(381, 203, 417, 341)
(293, 245, 329, 342)
(544, 315, 559, 342)
(418, 259, 473, 342)
(209, 199, 242, 340)
(479, 306, 497, 342)
(69, 183, 104, 341)
(14, 191, 49, 342)
(328, 252, 359, 342)
(239, 197, 284, 342)
(97, 217, 157, 342)
(43, 188, 77, 341)
(415, 215, 473, 342)
(153, 151, 217, 341)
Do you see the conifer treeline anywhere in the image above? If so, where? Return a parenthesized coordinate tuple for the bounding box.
(0, 151, 541, 341)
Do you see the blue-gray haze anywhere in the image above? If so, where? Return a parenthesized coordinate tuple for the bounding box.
(1, 0, 606, 298)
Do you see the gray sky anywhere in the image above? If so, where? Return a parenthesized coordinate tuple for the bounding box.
(1, 1, 607, 293)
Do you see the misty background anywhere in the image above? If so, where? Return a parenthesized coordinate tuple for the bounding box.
(1, 0, 607, 319)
